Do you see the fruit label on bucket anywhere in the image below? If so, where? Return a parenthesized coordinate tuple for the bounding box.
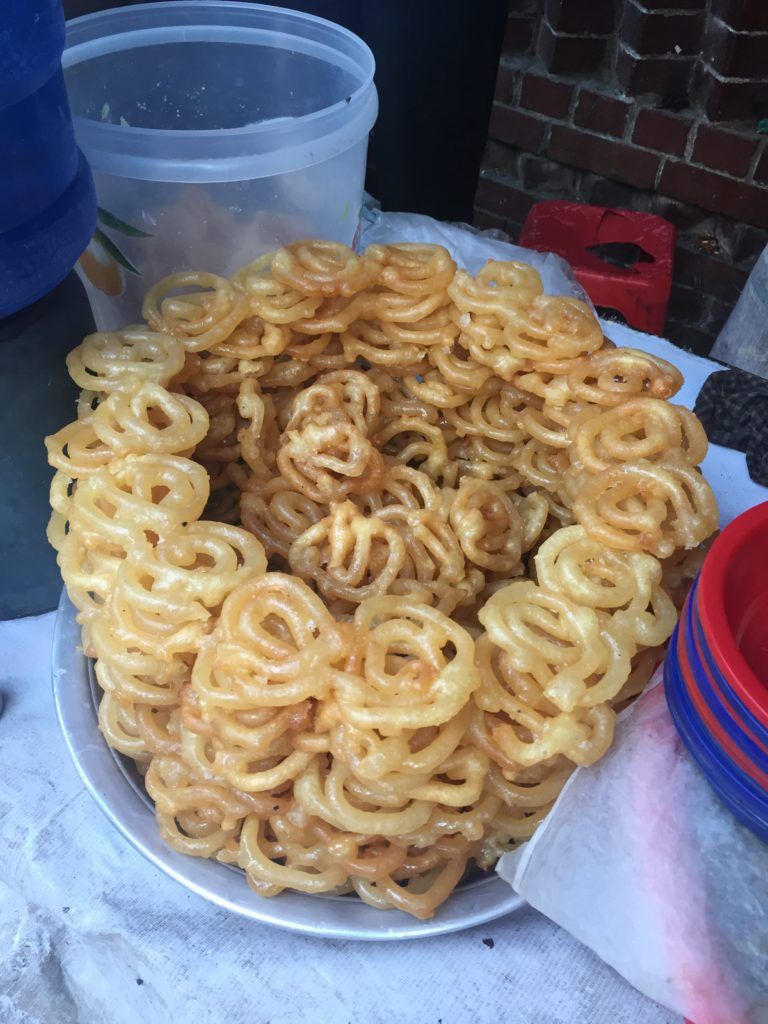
(79, 206, 152, 298)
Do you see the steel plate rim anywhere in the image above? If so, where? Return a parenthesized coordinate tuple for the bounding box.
(51, 589, 525, 940)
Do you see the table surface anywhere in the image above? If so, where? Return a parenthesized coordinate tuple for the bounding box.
(4, 321, 748, 1024)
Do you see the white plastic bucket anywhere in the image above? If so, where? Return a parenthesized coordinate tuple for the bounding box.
(64, 1, 377, 328)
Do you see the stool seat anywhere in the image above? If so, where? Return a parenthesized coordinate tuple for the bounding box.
(519, 200, 675, 335)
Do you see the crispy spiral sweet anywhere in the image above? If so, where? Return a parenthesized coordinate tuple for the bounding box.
(271, 240, 383, 298)
(142, 272, 251, 352)
(569, 397, 708, 472)
(66, 328, 186, 392)
(46, 238, 716, 919)
(289, 501, 406, 603)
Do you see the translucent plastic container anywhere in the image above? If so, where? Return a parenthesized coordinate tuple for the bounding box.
(63, 1, 377, 328)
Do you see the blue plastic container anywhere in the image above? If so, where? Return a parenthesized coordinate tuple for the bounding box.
(0, 0, 96, 316)
(0, 0, 97, 618)
(685, 591, 768, 772)
(664, 529, 768, 845)
(665, 621, 768, 842)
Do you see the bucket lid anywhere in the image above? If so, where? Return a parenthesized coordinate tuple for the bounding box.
(64, 1, 378, 183)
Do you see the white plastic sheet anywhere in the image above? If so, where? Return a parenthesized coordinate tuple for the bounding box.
(499, 676, 768, 1024)
(360, 209, 591, 302)
(710, 244, 768, 380)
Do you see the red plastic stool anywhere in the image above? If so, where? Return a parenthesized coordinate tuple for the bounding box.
(519, 200, 675, 335)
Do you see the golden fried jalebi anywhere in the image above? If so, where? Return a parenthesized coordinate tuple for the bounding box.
(472, 633, 615, 768)
(567, 345, 683, 406)
(46, 237, 717, 919)
(569, 397, 708, 472)
(278, 419, 385, 502)
(91, 381, 210, 455)
(448, 478, 523, 573)
(479, 580, 634, 712)
(271, 239, 382, 298)
(66, 328, 186, 392)
(289, 501, 406, 603)
(572, 455, 717, 558)
(143, 272, 251, 351)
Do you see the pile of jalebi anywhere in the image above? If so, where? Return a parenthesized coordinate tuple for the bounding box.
(46, 240, 717, 918)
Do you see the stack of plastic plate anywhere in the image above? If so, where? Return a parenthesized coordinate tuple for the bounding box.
(664, 502, 768, 841)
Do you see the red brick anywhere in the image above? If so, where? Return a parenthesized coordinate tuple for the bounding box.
(668, 283, 705, 323)
(731, 222, 768, 264)
(503, 15, 535, 56)
(506, 221, 525, 243)
(547, 125, 661, 190)
(659, 161, 768, 229)
(589, 177, 642, 208)
(474, 176, 537, 223)
(665, 319, 716, 357)
(544, 0, 614, 34)
(494, 62, 519, 106)
(712, 0, 768, 31)
(702, 71, 768, 122)
(616, 46, 694, 107)
(704, 18, 768, 78)
(692, 125, 758, 178)
(520, 73, 573, 120)
(538, 22, 609, 76)
(473, 208, 508, 233)
(488, 105, 547, 153)
(632, 109, 691, 156)
(668, 292, 733, 339)
(520, 153, 579, 194)
(708, 296, 735, 333)
(675, 247, 749, 303)
(622, 2, 705, 57)
(481, 139, 522, 180)
(755, 147, 768, 186)
(574, 90, 630, 138)
(650, 195, 712, 230)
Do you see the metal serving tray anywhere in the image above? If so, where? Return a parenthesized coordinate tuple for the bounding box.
(52, 590, 524, 940)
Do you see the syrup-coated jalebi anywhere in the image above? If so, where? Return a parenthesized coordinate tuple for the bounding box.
(47, 238, 717, 919)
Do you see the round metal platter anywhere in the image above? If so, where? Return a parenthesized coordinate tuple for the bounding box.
(52, 590, 524, 940)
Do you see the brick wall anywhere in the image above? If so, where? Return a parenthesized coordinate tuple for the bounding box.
(474, 0, 768, 355)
